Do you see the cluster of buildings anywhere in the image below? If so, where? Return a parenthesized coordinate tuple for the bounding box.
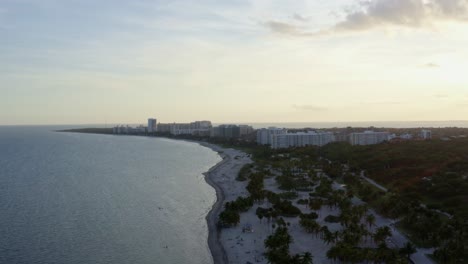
(157, 121, 213, 136)
(257, 127, 432, 149)
(113, 118, 254, 139)
(112, 117, 433, 149)
(256, 128, 335, 149)
(349, 131, 391, 146)
(210, 124, 254, 139)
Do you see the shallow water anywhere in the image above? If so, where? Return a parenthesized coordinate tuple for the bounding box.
(0, 127, 220, 264)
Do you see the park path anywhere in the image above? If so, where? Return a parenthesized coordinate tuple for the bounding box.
(356, 171, 436, 264)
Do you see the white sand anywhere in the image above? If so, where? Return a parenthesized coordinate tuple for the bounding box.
(201, 143, 433, 264)
(201, 144, 338, 264)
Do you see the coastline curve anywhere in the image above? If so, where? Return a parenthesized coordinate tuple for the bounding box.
(201, 143, 230, 264)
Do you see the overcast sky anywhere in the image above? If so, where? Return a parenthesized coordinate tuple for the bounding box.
(1, 0, 468, 125)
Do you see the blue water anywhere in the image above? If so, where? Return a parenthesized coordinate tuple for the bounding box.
(0, 127, 220, 264)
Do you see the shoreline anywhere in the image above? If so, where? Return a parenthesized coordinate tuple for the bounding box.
(198, 142, 252, 264)
(59, 130, 244, 264)
(200, 142, 230, 264)
(56, 131, 436, 263)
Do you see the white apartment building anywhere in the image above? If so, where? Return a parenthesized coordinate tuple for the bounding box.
(256, 127, 288, 145)
(420, 129, 432, 139)
(271, 131, 335, 149)
(169, 121, 212, 135)
(349, 131, 390, 145)
(148, 118, 157, 133)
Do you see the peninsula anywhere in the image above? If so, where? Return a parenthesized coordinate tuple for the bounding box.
(61, 123, 468, 264)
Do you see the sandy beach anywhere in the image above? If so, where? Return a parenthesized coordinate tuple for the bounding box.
(200, 143, 339, 264)
(200, 142, 433, 264)
(200, 143, 253, 264)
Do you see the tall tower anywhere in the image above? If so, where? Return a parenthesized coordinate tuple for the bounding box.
(148, 118, 157, 133)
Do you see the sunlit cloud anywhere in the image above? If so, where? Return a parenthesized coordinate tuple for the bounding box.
(334, 0, 468, 31)
(1, 0, 468, 124)
(264, 0, 468, 36)
(263, 20, 328, 37)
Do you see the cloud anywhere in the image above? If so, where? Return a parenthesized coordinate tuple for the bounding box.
(264, 0, 468, 36)
(263, 20, 328, 37)
(335, 0, 468, 31)
(264, 21, 301, 35)
(292, 104, 327, 111)
(293, 13, 310, 22)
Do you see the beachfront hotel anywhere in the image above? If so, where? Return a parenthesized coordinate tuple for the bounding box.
(271, 131, 336, 149)
(256, 127, 288, 145)
(158, 121, 212, 136)
(349, 131, 390, 145)
(210, 124, 254, 139)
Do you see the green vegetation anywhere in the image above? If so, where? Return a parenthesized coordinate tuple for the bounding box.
(218, 196, 253, 227)
(264, 226, 314, 264)
(58, 128, 113, 134)
(277, 191, 299, 200)
(324, 215, 340, 223)
(322, 140, 468, 217)
(236, 164, 253, 181)
(321, 139, 468, 262)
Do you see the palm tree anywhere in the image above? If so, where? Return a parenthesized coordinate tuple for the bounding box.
(366, 214, 376, 229)
(373, 226, 392, 245)
(301, 252, 313, 264)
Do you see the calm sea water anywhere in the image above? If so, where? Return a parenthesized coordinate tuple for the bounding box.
(244, 121, 468, 129)
(0, 126, 221, 264)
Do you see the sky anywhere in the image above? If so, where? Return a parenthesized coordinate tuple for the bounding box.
(1, 0, 468, 125)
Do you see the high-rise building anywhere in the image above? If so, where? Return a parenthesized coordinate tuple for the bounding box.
(256, 127, 288, 145)
(210, 124, 253, 139)
(349, 131, 390, 145)
(271, 131, 335, 149)
(239, 125, 254, 136)
(148, 118, 157, 133)
(157, 121, 212, 135)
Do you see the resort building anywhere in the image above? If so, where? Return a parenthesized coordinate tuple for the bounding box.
(210, 124, 254, 139)
(256, 127, 288, 145)
(271, 131, 335, 149)
(420, 129, 432, 139)
(157, 121, 212, 136)
(157, 123, 172, 133)
(147, 118, 157, 133)
(239, 125, 255, 136)
(349, 131, 390, 145)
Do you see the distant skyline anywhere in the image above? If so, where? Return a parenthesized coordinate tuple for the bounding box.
(1, 0, 468, 125)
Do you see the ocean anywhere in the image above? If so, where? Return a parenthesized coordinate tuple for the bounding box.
(243, 121, 468, 129)
(0, 126, 221, 264)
